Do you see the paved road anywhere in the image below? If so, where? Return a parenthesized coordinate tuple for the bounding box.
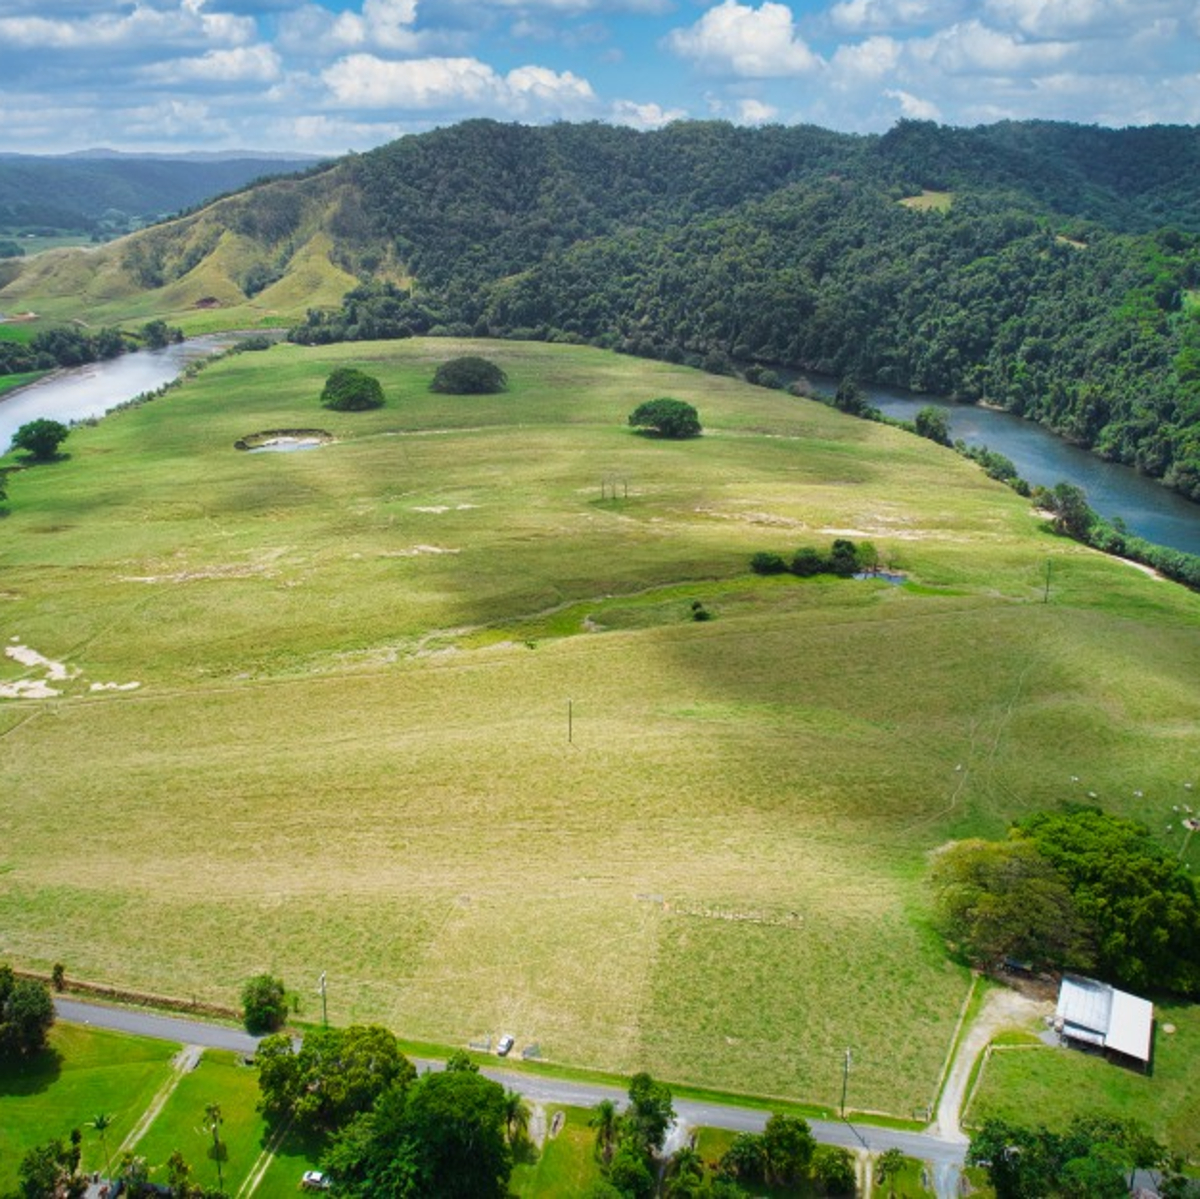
(54, 998, 965, 1193)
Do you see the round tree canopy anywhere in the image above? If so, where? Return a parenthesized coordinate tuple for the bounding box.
(430, 356, 508, 395)
(321, 367, 385, 411)
(627, 398, 702, 439)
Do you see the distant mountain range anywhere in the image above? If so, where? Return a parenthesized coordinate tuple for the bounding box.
(0, 151, 326, 234)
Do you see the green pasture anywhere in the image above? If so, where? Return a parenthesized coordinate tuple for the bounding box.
(511, 1105, 604, 1197)
(0, 1025, 177, 1193)
(966, 1002, 1200, 1159)
(132, 1049, 266, 1195)
(1, 340, 1198, 1119)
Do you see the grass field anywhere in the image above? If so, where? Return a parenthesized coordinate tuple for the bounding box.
(1, 339, 1198, 1122)
(0, 1025, 177, 1193)
(966, 1002, 1200, 1159)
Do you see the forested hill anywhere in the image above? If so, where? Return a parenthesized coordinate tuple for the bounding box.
(310, 119, 1200, 500)
(5, 118, 1200, 499)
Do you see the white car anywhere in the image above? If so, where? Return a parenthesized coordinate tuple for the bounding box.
(301, 1171, 330, 1191)
(496, 1034, 515, 1057)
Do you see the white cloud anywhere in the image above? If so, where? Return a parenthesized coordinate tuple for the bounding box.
(831, 35, 902, 81)
(141, 44, 282, 84)
(322, 54, 596, 117)
(0, 2, 254, 50)
(885, 88, 942, 119)
(911, 19, 1073, 74)
(982, 0, 1187, 40)
(829, 0, 964, 34)
(610, 99, 688, 128)
(735, 97, 779, 123)
(665, 1, 821, 78)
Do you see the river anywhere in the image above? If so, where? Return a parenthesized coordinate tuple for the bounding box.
(4, 343, 1199, 556)
(0, 335, 234, 454)
(860, 382, 1200, 557)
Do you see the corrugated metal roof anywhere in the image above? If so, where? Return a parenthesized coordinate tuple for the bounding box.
(1107, 988, 1154, 1062)
(1056, 975, 1153, 1063)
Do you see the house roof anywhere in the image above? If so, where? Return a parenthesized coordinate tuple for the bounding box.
(1056, 975, 1153, 1063)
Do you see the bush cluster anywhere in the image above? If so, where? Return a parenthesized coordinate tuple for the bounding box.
(751, 537, 879, 579)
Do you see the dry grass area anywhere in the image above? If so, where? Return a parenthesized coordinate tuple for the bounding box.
(2, 340, 1198, 1116)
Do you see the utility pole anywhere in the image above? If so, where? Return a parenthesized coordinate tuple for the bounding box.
(318, 971, 327, 1027)
(1043, 558, 1052, 603)
(840, 1048, 851, 1118)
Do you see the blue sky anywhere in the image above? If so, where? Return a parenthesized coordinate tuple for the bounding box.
(2, 0, 1200, 156)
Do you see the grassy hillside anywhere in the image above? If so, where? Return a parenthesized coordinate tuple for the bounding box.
(1, 340, 1197, 1119)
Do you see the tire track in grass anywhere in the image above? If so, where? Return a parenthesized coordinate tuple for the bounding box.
(236, 1117, 292, 1199)
(119, 1044, 203, 1153)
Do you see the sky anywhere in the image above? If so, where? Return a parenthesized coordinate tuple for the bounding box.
(3, 0, 1200, 157)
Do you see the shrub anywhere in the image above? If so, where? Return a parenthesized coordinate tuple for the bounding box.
(321, 367, 385, 411)
(750, 552, 788, 575)
(241, 973, 288, 1034)
(627, 398, 702, 439)
(430, 356, 508, 394)
(791, 546, 829, 577)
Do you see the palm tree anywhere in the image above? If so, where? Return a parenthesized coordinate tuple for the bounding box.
(88, 1112, 114, 1180)
(202, 1102, 225, 1191)
(664, 1144, 705, 1198)
(503, 1089, 531, 1145)
(876, 1147, 907, 1199)
(589, 1098, 620, 1165)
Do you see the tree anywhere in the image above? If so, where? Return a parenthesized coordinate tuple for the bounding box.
(834, 376, 870, 415)
(0, 969, 55, 1057)
(812, 1143, 856, 1195)
(624, 1071, 675, 1155)
(321, 366, 385, 411)
(717, 1132, 766, 1184)
(762, 1113, 815, 1185)
(1018, 806, 1200, 995)
(430, 356, 508, 394)
(16, 1138, 85, 1199)
(202, 1102, 225, 1192)
(791, 545, 829, 576)
(829, 537, 860, 577)
(11, 418, 69, 461)
(914, 405, 951, 445)
(876, 1147, 907, 1198)
(1046, 481, 1094, 539)
(589, 1098, 620, 1165)
(502, 1088, 531, 1145)
(607, 1144, 655, 1199)
(241, 973, 288, 1034)
(627, 398, 701, 439)
(750, 551, 788, 575)
(256, 1025, 415, 1133)
(930, 837, 1092, 971)
(88, 1112, 114, 1181)
(664, 1145, 706, 1198)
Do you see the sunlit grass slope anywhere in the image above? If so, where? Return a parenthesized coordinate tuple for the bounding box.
(1, 340, 1197, 1116)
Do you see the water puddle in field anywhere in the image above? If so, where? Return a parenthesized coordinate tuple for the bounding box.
(235, 429, 334, 453)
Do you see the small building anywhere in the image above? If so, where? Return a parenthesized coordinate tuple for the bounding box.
(1055, 975, 1153, 1069)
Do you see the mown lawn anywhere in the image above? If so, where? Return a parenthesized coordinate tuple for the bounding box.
(132, 1049, 267, 1195)
(0, 1025, 176, 1193)
(1, 340, 1197, 1122)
